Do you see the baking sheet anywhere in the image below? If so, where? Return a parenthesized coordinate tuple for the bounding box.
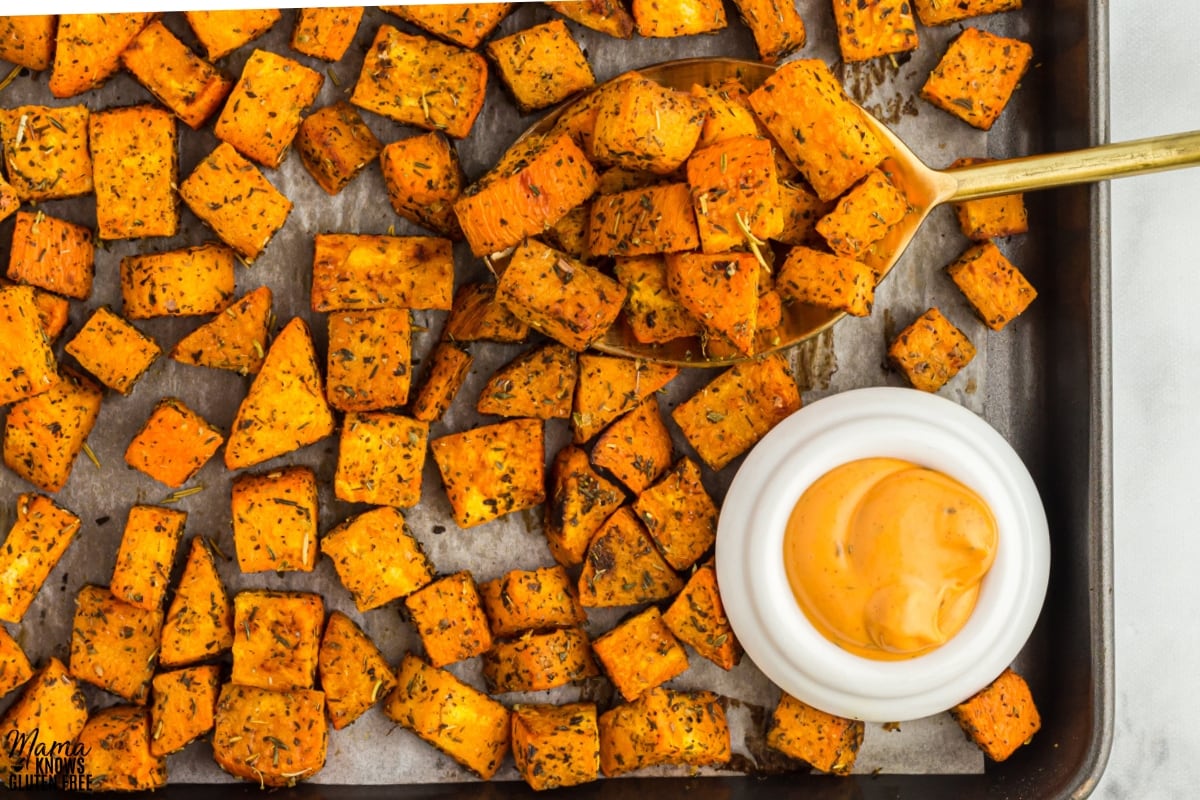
(0, 2, 1107, 792)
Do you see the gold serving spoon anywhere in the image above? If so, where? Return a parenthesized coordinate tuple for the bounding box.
(575, 59, 1200, 366)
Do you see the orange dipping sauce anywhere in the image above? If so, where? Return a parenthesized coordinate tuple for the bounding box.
(783, 458, 998, 660)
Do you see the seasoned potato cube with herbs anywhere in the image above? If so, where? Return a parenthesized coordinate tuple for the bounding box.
(547, 0, 634, 38)
(297, 101, 381, 196)
(731, 0, 807, 63)
(833, 0, 919, 62)
(351, 25, 488, 139)
(381, 3, 513, 48)
(632, 0, 726, 37)
(291, 7, 364, 61)
(497, 238, 627, 352)
(121, 21, 234, 130)
(111, 505, 188, 611)
(592, 76, 707, 174)
(775, 180, 832, 246)
(0, 15, 55, 71)
(212, 683, 327, 787)
(124, 398, 225, 488)
(546, 445, 625, 568)
(588, 183, 701, 257)
(767, 692, 864, 775)
(511, 703, 600, 790)
(672, 353, 802, 471)
(18, 283, 69, 342)
(311, 234, 454, 312)
(49, 13, 153, 98)
(318, 611, 396, 730)
(592, 396, 672, 495)
(405, 571, 493, 667)
(950, 158, 1029, 240)
(667, 251, 761, 355)
(327, 308, 413, 412)
(691, 80, 761, 149)
(6, 211, 95, 299)
(0, 105, 92, 201)
(950, 667, 1041, 762)
(171, 286, 273, 376)
(614, 256, 702, 345)
(0, 495, 80, 624)
(335, 412, 428, 508)
(232, 466, 319, 574)
(915, 0, 1023, 26)
(488, 20, 595, 112)
(179, 143, 293, 263)
(185, 9, 281, 61)
(0, 627, 32, 697)
(578, 506, 683, 607)
(431, 418, 545, 529)
(160, 537, 234, 668)
(948, 241, 1038, 331)
(411, 342, 474, 423)
(3, 370, 102, 494)
(816, 168, 910, 259)
(70, 585, 162, 703)
(149, 665, 221, 757)
(888, 307, 977, 393)
(90, 105, 179, 239)
(215, 49, 322, 169)
(634, 457, 718, 571)
(477, 344, 578, 420)
(322, 506, 434, 612)
(0, 285, 56, 406)
(65, 307, 161, 395)
(0, 658, 88, 785)
(921, 27, 1033, 131)
(483, 627, 599, 694)
(121, 243, 237, 319)
(380, 132, 466, 238)
(224, 317, 335, 470)
(776, 245, 877, 317)
(688, 135, 784, 254)
(663, 561, 741, 669)
(592, 607, 689, 701)
(73, 705, 167, 792)
(444, 282, 530, 343)
(231, 590, 324, 692)
(384, 654, 510, 780)
(573, 355, 678, 443)
(479, 565, 587, 638)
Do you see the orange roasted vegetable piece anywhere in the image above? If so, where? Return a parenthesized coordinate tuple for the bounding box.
(591, 607, 689, 701)
(231, 590, 324, 692)
(592, 75, 707, 174)
(547, 0, 634, 39)
(211, 683, 327, 787)
(310, 233, 454, 313)
(687, 135, 784, 254)
(110, 505, 188, 611)
(592, 396, 673, 495)
(74, 706, 167, 791)
(662, 560, 742, 669)
(730, 0, 807, 63)
(0, 627, 32, 697)
(634, 457, 718, 571)
(291, 7, 364, 61)
(832, 0, 919, 62)
(947, 241, 1038, 331)
(90, 104, 178, 239)
(380, 3, 513, 49)
(297, 101, 382, 195)
(631, 0, 726, 37)
(70, 585, 162, 703)
(479, 565, 587, 638)
(488, 19, 595, 113)
(216, 49, 323, 169)
(149, 665, 221, 756)
(380, 132, 465, 238)
(0, 106, 92, 202)
(405, 571, 493, 667)
(410, 342, 474, 423)
(318, 612, 396, 730)
(766, 692, 864, 775)
(545, 445, 626, 568)
(887, 307, 977, 393)
(49, 13, 153, 98)
(0, 495, 81, 623)
(124, 398, 225, 488)
(483, 628, 599, 694)
(171, 287, 273, 376)
(578, 507, 683, 608)
(335, 412, 428, 508)
(160, 537, 234, 668)
(121, 20, 233, 130)
(0, 285, 56, 406)
(511, 703, 601, 790)
(0, 658, 88, 786)
(477, 344, 578, 420)
(121, 243, 237, 319)
(0, 15, 55, 71)
(232, 466, 320, 573)
(321, 506, 434, 612)
(950, 667, 1041, 761)
(914, 0, 1022, 26)
(430, 418, 545, 529)
(65, 307, 161, 395)
(6, 210, 94, 298)
(3, 369, 103, 494)
(920, 27, 1033, 131)
(184, 9, 280, 60)
(666, 251, 760, 355)
(588, 183, 700, 258)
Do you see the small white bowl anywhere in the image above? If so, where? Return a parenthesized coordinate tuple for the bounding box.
(716, 386, 1049, 722)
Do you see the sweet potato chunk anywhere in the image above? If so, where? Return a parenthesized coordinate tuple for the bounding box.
(291, 7, 364, 61)
(231, 466, 319, 573)
(774, 180, 831, 245)
(124, 398, 225, 488)
(297, 101, 382, 195)
(767, 692, 864, 775)
(614, 255, 702, 345)
(74, 706, 167, 791)
(776, 245, 876, 317)
(121, 243, 237, 319)
(321, 506, 434, 612)
(379, 132, 465, 238)
(547, 0, 634, 38)
(318, 611, 396, 730)
(170, 287, 273, 376)
(65, 307, 161, 395)
(634, 457, 718, 571)
(185, 9, 281, 60)
(121, 20, 233, 130)
(816, 168, 910, 259)
(573, 355, 678, 443)
(951, 667, 1041, 761)
(950, 157, 1029, 240)
(0, 105, 92, 201)
(667, 251, 761, 355)
(381, 3, 513, 48)
(479, 565, 587, 638)
(592, 607, 688, 701)
(410, 342, 473, 423)
(327, 308, 412, 411)
(593, 76, 706, 174)
(688, 135, 784, 254)
(0, 495, 80, 624)
(215, 49, 322, 169)
(149, 665, 221, 756)
(483, 627, 599, 693)
(430, 418, 545, 529)
(888, 307, 977, 392)
(511, 703, 600, 790)
(832, 0, 919, 62)
(90, 104, 179, 239)
(444, 282, 529, 343)
(231, 590, 324, 692)
(599, 687, 729, 776)
(545, 445, 626, 568)
(588, 183, 700, 257)
(405, 571, 493, 668)
(0, 627, 32, 698)
(70, 585, 162, 703)
(6, 210, 94, 299)
(578, 507, 683, 607)
(111, 505, 188, 611)
(631, 0, 727, 37)
(662, 561, 741, 669)
(0, 285, 56, 406)
(335, 412, 428, 508)
(947, 240, 1037, 331)
(160, 537, 234, 668)
(731, 0, 807, 63)
(49, 13, 152, 98)
(921, 27, 1033, 131)
(592, 396, 672, 495)
(211, 683, 327, 787)
(914, 0, 1023, 26)
(311, 233, 454, 313)
(477, 344, 578, 420)
(0, 658, 88, 786)
(0, 15, 55, 70)
(3, 370, 103, 494)
(488, 19, 595, 112)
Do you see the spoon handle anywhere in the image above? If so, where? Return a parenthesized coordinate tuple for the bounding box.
(944, 130, 1200, 202)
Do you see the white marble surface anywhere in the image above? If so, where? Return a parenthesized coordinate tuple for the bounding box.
(1098, 1, 1200, 798)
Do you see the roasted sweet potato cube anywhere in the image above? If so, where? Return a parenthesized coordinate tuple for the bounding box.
(124, 398, 225, 488)
(0, 658, 88, 785)
(0, 15, 55, 70)
(573, 355, 678, 443)
(479, 565, 587, 638)
(6, 211, 94, 299)
(0, 105, 92, 201)
(643, 687, 732, 766)
(73, 705, 167, 791)
(405, 571, 493, 667)
(224, 317, 335, 470)
(24, 285, 69, 341)
(547, 0, 634, 38)
(497, 238, 627, 352)
(592, 76, 706, 174)
(65, 307, 161, 394)
(0, 627, 32, 698)
(614, 255, 702, 345)
(488, 19, 595, 113)
(430, 418, 545, 529)
(149, 665, 221, 757)
(688, 135, 784, 254)
(578, 507, 683, 607)
(185, 9, 281, 60)
(597, 699, 655, 776)
(322, 506, 433, 612)
(111, 505, 188, 611)
(291, 7, 364, 61)
(160, 537, 234, 668)
(70, 585, 162, 703)
(49, 13, 152, 98)
(634, 458, 718, 571)
(384, 654, 510, 780)
(411, 342, 474, 423)
(121, 243, 237, 319)
(632, 0, 726, 37)
(888, 307, 977, 392)
(511, 703, 600, 790)
(483, 627, 599, 693)
(662, 561, 741, 669)
(455, 132, 598, 256)
(381, 3, 513, 48)
(592, 607, 688, 701)
(547, 71, 642, 159)
(667, 251, 760, 354)
(545, 445, 625, 567)
(444, 282, 529, 343)
(833, 0, 919, 62)
(2, 370, 102, 494)
(318, 611, 396, 730)
(950, 158, 1029, 240)
(0, 285, 56, 406)
(180, 143, 293, 263)
(351, 25, 488, 139)
(767, 692, 864, 775)
(914, 0, 1023, 26)
(327, 308, 412, 412)
(171, 287, 273, 376)
(477, 344, 577, 420)
(592, 396, 672, 495)
(690, 80, 761, 149)
(749, 59, 885, 201)
(231, 591, 323, 691)
(335, 412, 428, 508)
(777, 245, 877, 317)
(672, 353, 801, 471)
(311, 233, 454, 312)
(297, 101, 382, 195)
(215, 49, 322, 169)
(775, 179, 832, 245)
(379, 132, 465, 238)
(951, 667, 1041, 761)
(211, 683, 327, 787)
(947, 241, 1037, 331)
(232, 466, 319, 573)
(922, 27, 1033, 131)
(90, 104, 179, 240)
(121, 20, 234, 130)
(588, 183, 701, 257)
(545, 203, 592, 260)
(816, 168, 910, 258)
(730, 0, 807, 63)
